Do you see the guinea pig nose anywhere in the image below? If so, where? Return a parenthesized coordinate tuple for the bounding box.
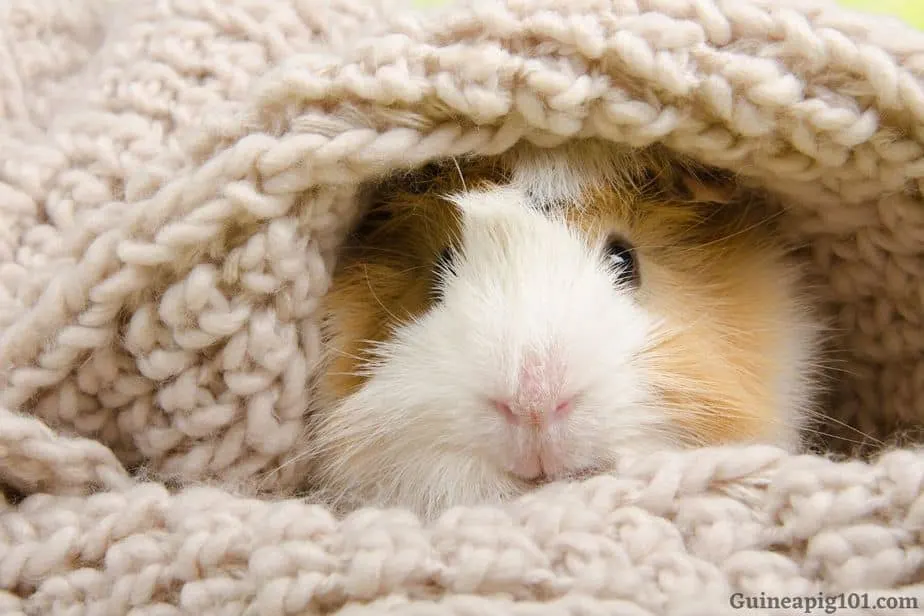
(493, 351, 572, 426)
(492, 396, 574, 426)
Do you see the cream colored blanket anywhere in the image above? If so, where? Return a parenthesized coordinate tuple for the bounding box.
(1, 0, 923, 613)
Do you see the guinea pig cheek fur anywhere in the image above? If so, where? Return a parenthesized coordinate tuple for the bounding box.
(329, 186, 666, 508)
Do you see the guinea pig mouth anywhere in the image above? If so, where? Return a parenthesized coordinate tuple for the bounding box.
(564, 466, 604, 481)
(522, 466, 602, 487)
(522, 474, 551, 488)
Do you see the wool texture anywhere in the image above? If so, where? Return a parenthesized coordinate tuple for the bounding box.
(1, 0, 924, 613)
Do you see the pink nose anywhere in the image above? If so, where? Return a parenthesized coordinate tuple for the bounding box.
(493, 397, 574, 426)
(492, 351, 572, 427)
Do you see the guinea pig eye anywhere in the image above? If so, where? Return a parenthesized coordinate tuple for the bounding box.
(604, 236, 639, 288)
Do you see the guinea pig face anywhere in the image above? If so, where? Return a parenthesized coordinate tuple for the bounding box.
(308, 142, 820, 518)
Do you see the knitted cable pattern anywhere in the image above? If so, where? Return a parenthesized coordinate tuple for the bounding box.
(1, 0, 923, 612)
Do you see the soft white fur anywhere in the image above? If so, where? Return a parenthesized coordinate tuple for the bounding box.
(307, 149, 815, 520)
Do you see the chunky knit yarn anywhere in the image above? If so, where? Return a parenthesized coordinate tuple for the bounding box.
(0, 0, 923, 613)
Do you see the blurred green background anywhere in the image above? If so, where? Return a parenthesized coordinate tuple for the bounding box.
(838, 0, 923, 28)
(411, 0, 924, 30)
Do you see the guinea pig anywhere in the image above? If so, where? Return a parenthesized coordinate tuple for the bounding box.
(304, 139, 823, 519)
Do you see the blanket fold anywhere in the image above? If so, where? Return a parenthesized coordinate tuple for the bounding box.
(1, 0, 923, 612)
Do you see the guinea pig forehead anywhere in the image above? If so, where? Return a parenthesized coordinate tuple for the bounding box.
(509, 155, 589, 213)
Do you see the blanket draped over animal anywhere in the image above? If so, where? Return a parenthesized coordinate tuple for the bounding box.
(0, 0, 922, 613)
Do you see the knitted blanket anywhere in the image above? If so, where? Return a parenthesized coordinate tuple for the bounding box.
(1, 0, 923, 613)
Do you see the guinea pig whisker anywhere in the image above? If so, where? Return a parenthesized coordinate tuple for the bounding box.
(623, 208, 784, 257)
(353, 345, 392, 369)
(393, 265, 430, 276)
(262, 449, 313, 478)
(685, 210, 787, 252)
(322, 371, 371, 380)
(796, 426, 883, 448)
(450, 156, 468, 191)
(350, 246, 420, 260)
(320, 342, 369, 364)
(731, 408, 884, 449)
(799, 359, 856, 377)
(799, 409, 885, 446)
(621, 419, 694, 449)
(362, 263, 407, 326)
(640, 402, 881, 450)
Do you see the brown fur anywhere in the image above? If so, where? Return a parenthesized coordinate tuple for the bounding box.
(318, 141, 815, 447)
